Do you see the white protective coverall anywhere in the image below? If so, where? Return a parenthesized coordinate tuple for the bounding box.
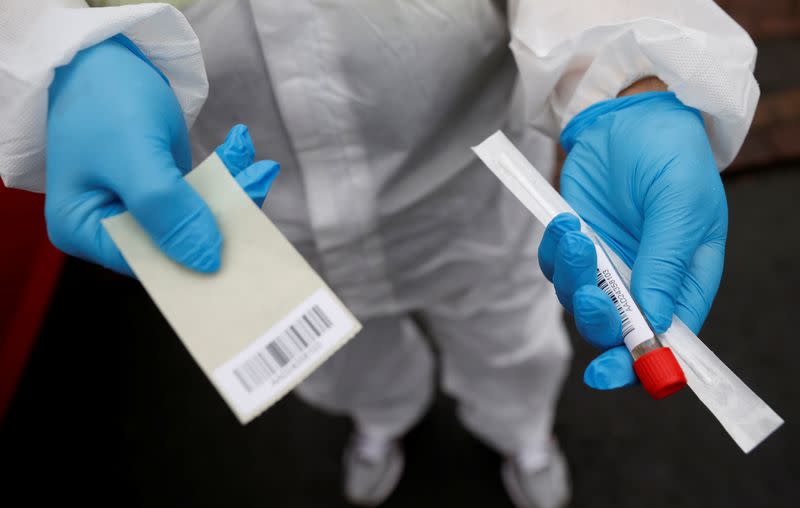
(0, 0, 757, 456)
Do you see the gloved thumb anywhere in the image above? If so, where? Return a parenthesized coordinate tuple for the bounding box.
(118, 148, 222, 273)
(631, 178, 724, 334)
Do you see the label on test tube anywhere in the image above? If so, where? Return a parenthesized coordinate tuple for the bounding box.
(593, 243, 687, 399)
(593, 244, 653, 351)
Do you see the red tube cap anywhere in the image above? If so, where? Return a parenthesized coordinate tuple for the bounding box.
(633, 347, 687, 400)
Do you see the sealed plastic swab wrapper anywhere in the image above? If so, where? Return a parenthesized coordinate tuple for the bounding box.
(472, 131, 783, 453)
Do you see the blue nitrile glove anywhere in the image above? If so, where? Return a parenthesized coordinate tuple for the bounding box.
(46, 36, 279, 277)
(538, 92, 728, 390)
(215, 124, 280, 209)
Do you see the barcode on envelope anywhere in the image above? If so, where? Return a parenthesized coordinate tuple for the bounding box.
(212, 288, 359, 423)
(232, 304, 333, 393)
(596, 269, 634, 338)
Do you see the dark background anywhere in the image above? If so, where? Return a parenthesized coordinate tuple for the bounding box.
(2, 2, 799, 507)
(2, 164, 797, 508)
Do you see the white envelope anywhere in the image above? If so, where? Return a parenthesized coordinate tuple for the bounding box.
(103, 153, 361, 424)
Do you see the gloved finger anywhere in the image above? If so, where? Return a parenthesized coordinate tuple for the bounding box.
(538, 213, 581, 281)
(673, 240, 726, 334)
(118, 147, 222, 273)
(97, 240, 135, 277)
(552, 230, 597, 313)
(573, 285, 623, 350)
(583, 346, 638, 390)
(234, 160, 281, 208)
(46, 192, 136, 277)
(215, 124, 255, 176)
(94, 207, 136, 277)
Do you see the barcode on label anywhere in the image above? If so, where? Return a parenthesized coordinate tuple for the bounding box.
(596, 269, 634, 338)
(212, 288, 360, 424)
(232, 305, 333, 393)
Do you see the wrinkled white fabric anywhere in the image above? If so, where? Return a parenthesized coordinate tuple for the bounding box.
(0, 0, 759, 455)
(180, 1, 757, 454)
(0, 0, 207, 191)
(507, 0, 759, 168)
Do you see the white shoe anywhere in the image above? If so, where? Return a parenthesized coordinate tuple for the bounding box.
(343, 430, 404, 506)
(502, 442, 571, 508)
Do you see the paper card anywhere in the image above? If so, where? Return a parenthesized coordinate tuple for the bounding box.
(103, 153, 361, 424)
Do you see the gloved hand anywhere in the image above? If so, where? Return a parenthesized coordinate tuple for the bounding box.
(46, 36, 279, 277)
(538, 92, 728, 390)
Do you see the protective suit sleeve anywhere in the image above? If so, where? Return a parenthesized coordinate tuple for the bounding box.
(0, 0, 208, 191)
(507, 0, 759, 168)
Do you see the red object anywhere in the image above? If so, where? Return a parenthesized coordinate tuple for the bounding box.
(0, 183, 64, 422)
(633, 347, 687, 400)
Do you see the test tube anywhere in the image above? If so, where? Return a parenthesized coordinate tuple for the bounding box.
(588, 232, 687, 399)
(474, 135, 687, 399)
